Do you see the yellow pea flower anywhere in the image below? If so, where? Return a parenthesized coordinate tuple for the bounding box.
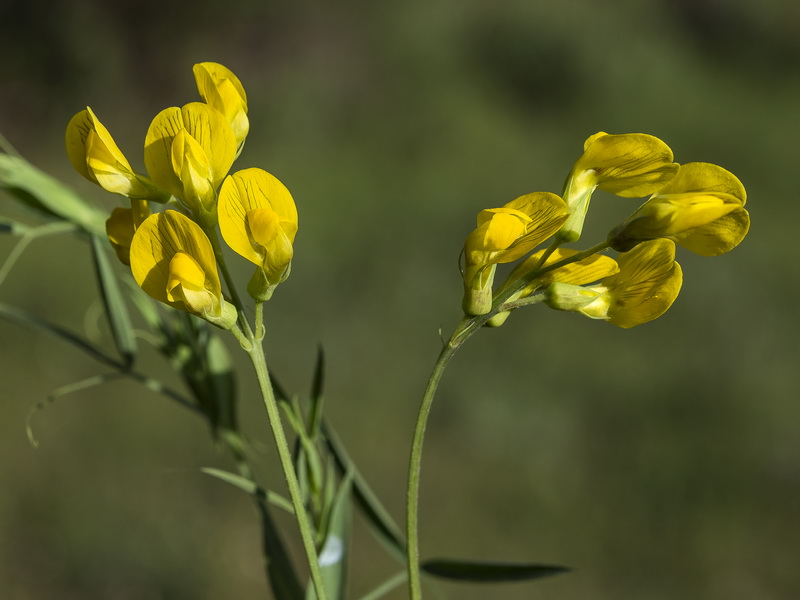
(218, 168, 298, 301)
(558, 132, 679, 242)
(545, 239, 683, 328)
(488, 248, 620, 326)
(144, 102, 237, 225)
(193, 62, 249, 153)
(130, 209, 237, 329)
(66, 107, 167, 201)
(608, 162, 750, 256)
(462, 192, 568, 316)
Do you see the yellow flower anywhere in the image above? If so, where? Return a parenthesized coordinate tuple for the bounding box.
(218, 168, 298, 301)
(462, 192, 568, 316)
(545, 239, 683, 328)
(608, 162, 750, 256)
(558, 132, 679, 242)
(193, 62, 249, 152)
(66, 107, 167, 201)
(488, 248, 619, 326)
(130, 209, 237, 328)
(144, 102, 237, 225)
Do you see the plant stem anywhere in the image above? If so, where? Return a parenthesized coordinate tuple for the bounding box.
(247, 338, 328, 600)
(405, 239, 611, 598)
(405, 318, 476, 599)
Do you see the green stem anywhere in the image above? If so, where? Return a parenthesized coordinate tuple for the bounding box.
(247, 338, 328, 600)
(405, 318, 477, 599)
(405, 239, 611, 599)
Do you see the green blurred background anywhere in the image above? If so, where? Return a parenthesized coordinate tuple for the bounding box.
(1, 0, 798, 598)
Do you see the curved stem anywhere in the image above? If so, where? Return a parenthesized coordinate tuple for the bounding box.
(405, 239, 611, 599)
(247, 338, 328, 600)
(405, 318, 476, 599)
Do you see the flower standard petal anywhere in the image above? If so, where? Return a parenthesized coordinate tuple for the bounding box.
(145, 102, 237, 209)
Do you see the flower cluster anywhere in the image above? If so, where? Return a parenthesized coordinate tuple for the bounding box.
(66, 63, 297, 328)
(463, 132, 750, 328)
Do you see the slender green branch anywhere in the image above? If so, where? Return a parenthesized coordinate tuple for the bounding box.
(405, 238, 612, 598)
(405, 317, 479, 599)
(247, 338, 328, 600)
(255, 301, 265, 341)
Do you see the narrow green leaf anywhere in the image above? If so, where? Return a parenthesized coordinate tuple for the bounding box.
(421, 559, 571, 582)
(308, 346, 325, 439)
(90, 234, 137, 367)
(205, 334, 237, 431)
(307, 472, 353, 600)
(322, 419, 406, 561)
(0, 153, 106, 235)
(201, 467, 304, 600)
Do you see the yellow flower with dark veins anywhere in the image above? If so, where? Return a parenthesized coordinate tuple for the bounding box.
(218, 168, 298, 301)
(488, 248, 620, 326)
(130, 209, 237, 329)
(462, 192, 568, 316)
(66, 107, 167, 201)
(144, 102, 237, 226)
(193, 62, 249, 153)
(608, 162, 750, 256)
(545, 239, 683, 328)
(558, 132, 679, 242)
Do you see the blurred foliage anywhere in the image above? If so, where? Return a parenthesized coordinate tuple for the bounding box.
(1, 0, 799, 598)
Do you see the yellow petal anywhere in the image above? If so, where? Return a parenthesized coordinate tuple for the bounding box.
(609, 162, 749, 255)
(246, 208, 295, 281)
(130, 210, 221, 311)
(218, 168, 298, 267)
(66, 109, 98, 182)
(577, 132, 679, 198)
(530, 248, 619, 287)
(655, 162, 746, 203)
(494, 192, 568, 263)
(583, 239, 683, 328)
(144, 107, 185, 198)
(475, 209, 530, 251)
(145, 103, 236, 201)
(193, 62, 249, 149)
(171, 129, 215, 215)
(166, 251, 219, 314)
(105, 207, 137, 266)
(673, 208, 750, 256)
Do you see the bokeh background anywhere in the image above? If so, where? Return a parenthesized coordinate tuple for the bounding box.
(1, 0, 799, 598)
